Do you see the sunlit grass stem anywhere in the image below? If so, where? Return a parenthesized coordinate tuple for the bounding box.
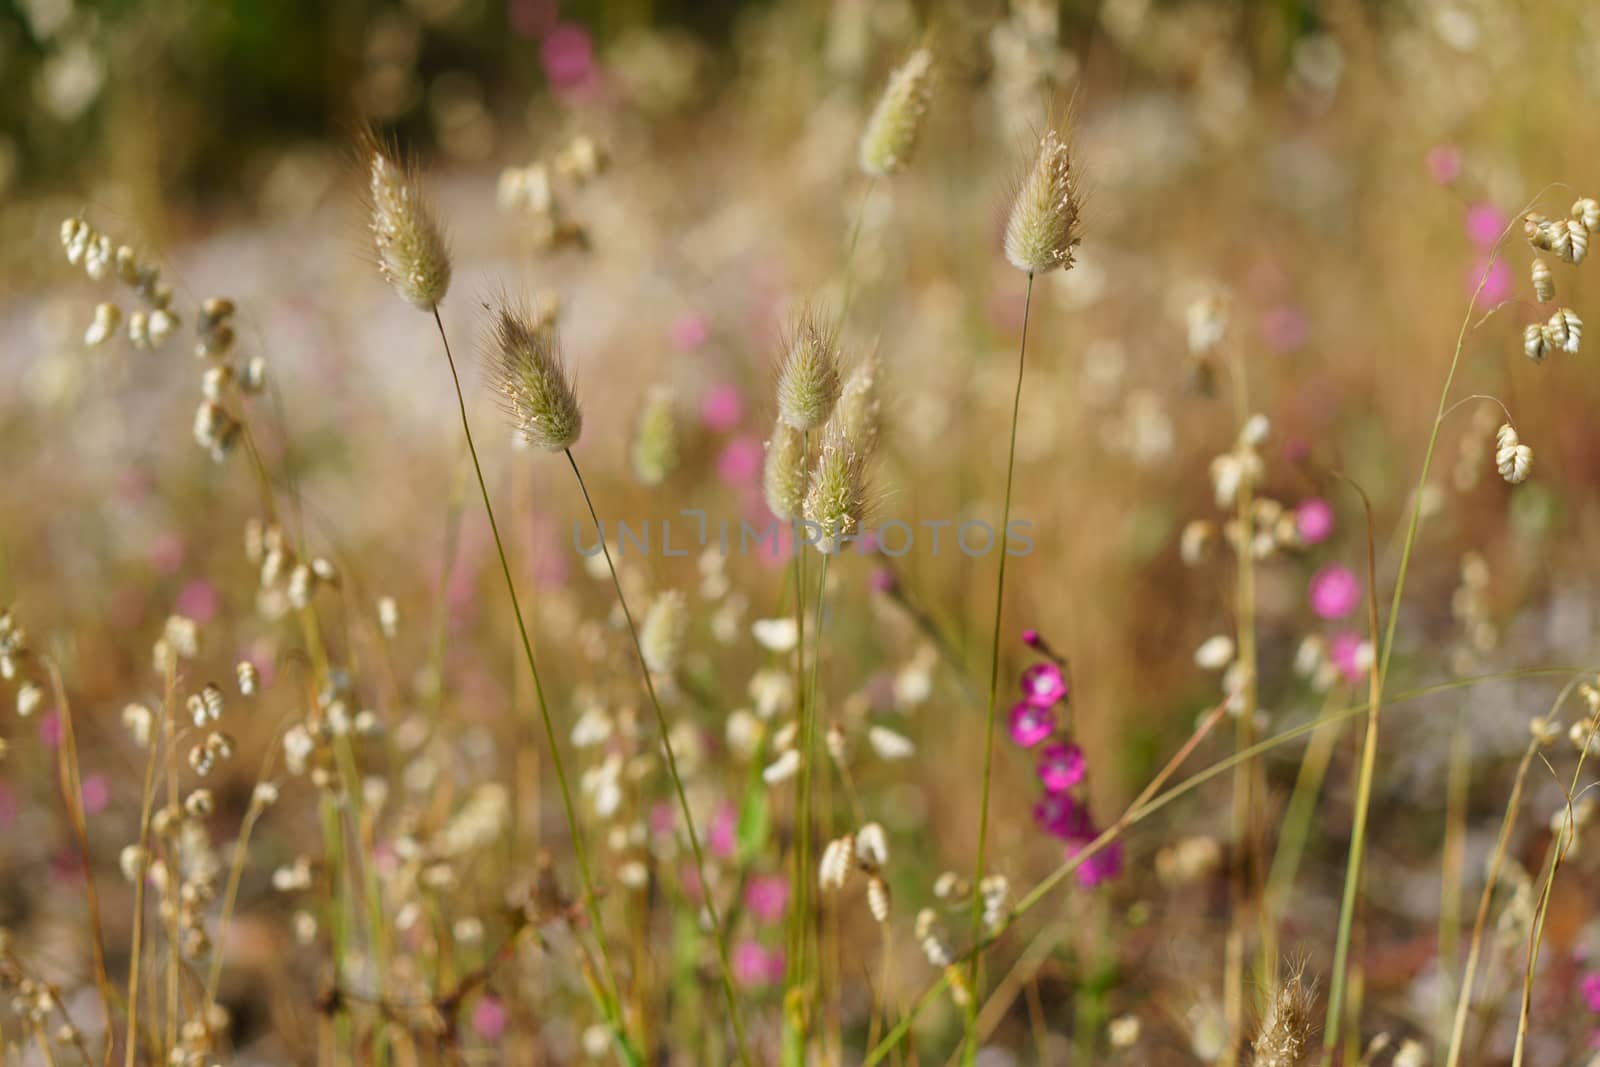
(430, 309, 639, 1066)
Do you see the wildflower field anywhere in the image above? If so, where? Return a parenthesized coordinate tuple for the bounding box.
(6, 1, 1600, 1064)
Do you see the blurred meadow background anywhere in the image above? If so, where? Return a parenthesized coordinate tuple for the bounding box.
(6, 0, 1600, 1064)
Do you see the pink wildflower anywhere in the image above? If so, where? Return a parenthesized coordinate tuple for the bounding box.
(1295, 497, 1334, 544)
(1008, 701, 1055, 748)
(1020, 662, 1067, 707)
(1037, 742, 1086, 794)
(1309, 563, 1361, 620)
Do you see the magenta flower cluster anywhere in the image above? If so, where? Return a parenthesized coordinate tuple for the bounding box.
(1010, 632, 1121, 887)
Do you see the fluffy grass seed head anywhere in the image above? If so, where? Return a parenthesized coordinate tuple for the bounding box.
(763, 423, 809, 521)
(367, 141, 452, 311)
(777, 312, 842, 431)
(1250, 966, 1318, 1067)
(859, 48, 935, 178)
(803, 426, 869, 554)
(488, 303, 583, 451)
(1004, 127, 1082, 275)
(630, 386, 679, 486)
(640, 590, 688, 676)
(833, 349, 883, 458)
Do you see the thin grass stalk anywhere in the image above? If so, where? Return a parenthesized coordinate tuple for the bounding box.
(964, 271, 1035, 1060)
(123, 663, 174, 1067)
(1437, 707, 1470, 1059)
(789, 550, 832, 1060)
(1262, 686, 1348, 951)
(429, 310, 637, 1066)
(1511, 700, 1600, 1065)
(1224, 349, 1260, 1065)
(1321, 476, 1383, 1061)
(40, 658, 117, 1063)
(1324, 201, 1537, 1052)
(784, 431, 811, 1053)
(562, 447, 753, 1067)
(865, 665, 1589, 1065)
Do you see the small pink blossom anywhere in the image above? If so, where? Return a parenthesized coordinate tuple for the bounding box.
(709, 803, 737, 859)
(1470, 255, 1511, 303)
(744, 875, 789, 924)
(650, 802, 677, 838)
(81, 773, 110, 815)
(1581, 972, 1600, 1013)
(1261, 305, 1309, 354)
(1296, 498, 1334, 544)
(1309, 564, 1361, 620)
(1008, 701, 1055, 748)
(472, 995, 508, 1040)
(1033, 793, 1086, 839)
(671, 313, 711, 353)
(1070, 839, 1123, 888)
(869, 567, 896, 593)
(1037, 742, 1086, 794)
(541, 23, 595, 90)
(176, 579, 219, 624)
(1426, 144, 1462, 186)
(700, 383, 743, 430)
(39, 710, 63, 748)
(1465, 202, 1505, 248)
(1328, 630, 1368, 683)
(732, 940, 784, 988)
(1019, 662, 1067, 707)
(717, 436, 763, 486)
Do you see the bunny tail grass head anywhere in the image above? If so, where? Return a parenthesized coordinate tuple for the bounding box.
(1251, 965, 1318, 1067)
(776, 310, 842, 432)
(859, 48, 935, 178)
(487, 301, 583, 451)
(640, 589, 688, 676)
(630, 385, 679, 487)
(1004, 126, 1082, 275)
(833, 348, 883, 458)
(803, 426, 869, 555)
(366, 137, 452, 311)
(763, 423, 809, 522)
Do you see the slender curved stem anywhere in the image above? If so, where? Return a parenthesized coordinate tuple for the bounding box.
(964, 272, 1034, 1060)
(431, 310, 637, 1066)
(564, 447, 754, 1067)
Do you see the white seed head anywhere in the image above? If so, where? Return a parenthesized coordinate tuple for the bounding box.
(762, 747, 800, 785)
(858, 48, 935, 177)
(630, 386, 679, 487)
(640, 590, 688, 676)
(1494, 424, 1532, 484)
(866, 875, 892, 923)
(1524, 322, 1550, 363)
(777, 313, 842, 431)
(1574, 198, 1600, 232)
(1547, 308, 1582, 354)
(488, 304, 583, 451)
(762, 424, 809, 522)
(803, 426, 869, 554)
(1195, 634, 1236, 671)
(855, 822, 889, 868)
(866, 724, 914, 760)
(819, 834, 855, 891)
(368, 145, 452, 311)
(1004, 128, 1082, 275)
(833, 350, 883, 458)
(1531, 258, 1554, 303)
(85, 302, 121, 347)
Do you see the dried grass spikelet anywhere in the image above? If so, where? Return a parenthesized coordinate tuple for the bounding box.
(1524, 323, 1550, 363)
(1546, 307, 1582, 354)
(1495, 424, 1533, 484)
(777, 311, 842, 431)
(1531, 258, 1554, 304)
(803, 426, 869, 554)
(859, 48, 935, 177)
(1004, 127, 1082, 275)
(763, 423, 810, 521)
(1574, 197, 1600, 233)
(833, 349, 883, 458)
(366, 138, 452, 311)
(639, 590, 687, 676)
(487, 302, 583, 450)
(630, 385, 679, 486)
(1250, 965, 1318, 1067)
